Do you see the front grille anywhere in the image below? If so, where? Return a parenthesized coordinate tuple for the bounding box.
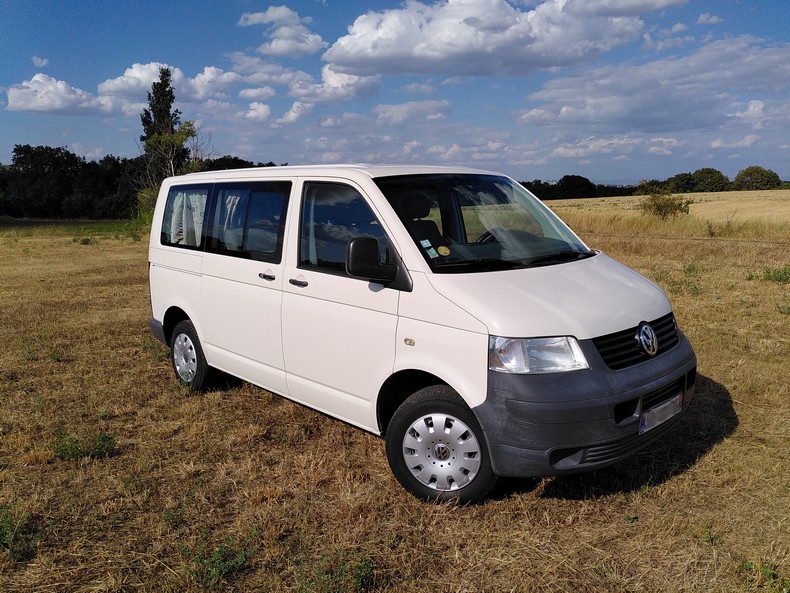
(592, 313, 679, 370)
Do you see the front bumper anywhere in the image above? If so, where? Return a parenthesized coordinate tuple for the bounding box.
(474, 331, 697, 477)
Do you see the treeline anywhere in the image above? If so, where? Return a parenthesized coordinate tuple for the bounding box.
(0, 144, 786, 219)
(0, 145, 278, 220)
(523, 166, 787, 200)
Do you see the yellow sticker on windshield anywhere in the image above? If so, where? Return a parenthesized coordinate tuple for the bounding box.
(437, 246, 451, 256)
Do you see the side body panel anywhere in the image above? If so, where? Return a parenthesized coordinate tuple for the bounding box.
(280, 178, 400, 432)
(201, 252, 288, 395)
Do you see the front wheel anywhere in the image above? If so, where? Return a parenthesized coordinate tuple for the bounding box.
(385, 386, 498, 503)
(170, 320, 211, 391)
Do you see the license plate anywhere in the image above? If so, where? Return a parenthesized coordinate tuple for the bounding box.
(639, 393, 683, 435)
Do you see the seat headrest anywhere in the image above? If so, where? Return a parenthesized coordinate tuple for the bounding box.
(397, 194, 432, 219)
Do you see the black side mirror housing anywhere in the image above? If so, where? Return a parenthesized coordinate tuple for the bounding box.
(346, 237, 398, 283)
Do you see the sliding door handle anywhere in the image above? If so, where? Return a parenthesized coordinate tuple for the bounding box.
(289, 278, 308, 288)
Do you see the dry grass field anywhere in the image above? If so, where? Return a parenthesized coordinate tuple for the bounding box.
(1, 189, 788, 592)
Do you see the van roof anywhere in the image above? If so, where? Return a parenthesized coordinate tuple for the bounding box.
(172, 163, 500, 182)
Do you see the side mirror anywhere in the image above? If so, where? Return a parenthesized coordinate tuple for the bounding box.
(346, 237, 398, 283)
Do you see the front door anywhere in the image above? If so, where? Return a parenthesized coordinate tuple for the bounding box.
(281, 181, 399, 432)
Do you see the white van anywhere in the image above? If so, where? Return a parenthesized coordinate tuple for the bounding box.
(148, 165, 696, 502)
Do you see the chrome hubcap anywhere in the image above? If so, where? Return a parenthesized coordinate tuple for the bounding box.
(173, 332, 197, 382)
(402, 412, 481, 491)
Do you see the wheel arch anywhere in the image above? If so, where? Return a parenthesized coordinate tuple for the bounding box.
(162, 306, 191, 346)
(377, 369, 448, 435)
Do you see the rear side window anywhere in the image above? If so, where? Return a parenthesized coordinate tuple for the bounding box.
(160, 185, 210, 248)
(299, 182, 390, 274)
(205, 181, 291, 263)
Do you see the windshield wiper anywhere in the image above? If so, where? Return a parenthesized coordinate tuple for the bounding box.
(525, 251, 595, 267)
(434, 258, 522, 272)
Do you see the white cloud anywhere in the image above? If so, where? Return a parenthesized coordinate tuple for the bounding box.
(273, 101, 314, 126)
(31, 55, 49, 67)
(245, 102, 272, 121)
(98, 62, 170, 98)
(257, 25, 327, 58)
(239, 86, 276, 100)
(733, 100, 766, 129)
(238, 6, 303, 27)
(227, 52, 312, 86)
(519, 36, 790, 135)
(289, 65, 380, 103)
(239, 6, 326, 58)
(552, 136, 641, 158)
(710, 134, 758, 149)
(7, 74, 110, 114)
(403, 82, 436, 95)
(323, 0, 686, 76)
(182, 66, 243, 101)
(373, 100, 452, 125)
(697, 13, 723, 25)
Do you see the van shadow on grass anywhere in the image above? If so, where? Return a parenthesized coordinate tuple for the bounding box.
(494, 374, 738, 500)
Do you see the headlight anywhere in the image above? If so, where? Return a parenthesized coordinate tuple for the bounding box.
(488, 336, 589, 374)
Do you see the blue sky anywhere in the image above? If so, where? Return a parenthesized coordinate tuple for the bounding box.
(2, 0, 789, 184)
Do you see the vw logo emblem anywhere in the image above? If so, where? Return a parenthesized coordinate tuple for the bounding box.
(637, 322, 658, 356)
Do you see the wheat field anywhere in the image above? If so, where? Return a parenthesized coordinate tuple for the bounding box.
(0, 190, 788, 592)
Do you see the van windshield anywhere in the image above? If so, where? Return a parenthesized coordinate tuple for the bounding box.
(374, 174, 594, 273)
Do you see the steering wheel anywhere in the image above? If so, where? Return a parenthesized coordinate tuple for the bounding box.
(474, 229, 499, 244)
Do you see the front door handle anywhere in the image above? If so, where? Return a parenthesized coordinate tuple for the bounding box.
(259, 272, 275, 281)
(289, 278, 308, 288)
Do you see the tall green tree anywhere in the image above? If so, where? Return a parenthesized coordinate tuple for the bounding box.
(139, 67, 195, 188)
(731, 165, 781, 190)
(692, 168, 729, 192)
(140, 67, 181, 142)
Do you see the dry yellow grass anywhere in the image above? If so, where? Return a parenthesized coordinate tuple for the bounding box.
(0, 205, 788, 592)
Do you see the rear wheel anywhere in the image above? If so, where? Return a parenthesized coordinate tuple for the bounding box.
(170, 320, 211, 391)
(385, 386, 497, 503)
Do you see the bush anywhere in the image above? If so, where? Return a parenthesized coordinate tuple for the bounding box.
(639, 192, 693, 219)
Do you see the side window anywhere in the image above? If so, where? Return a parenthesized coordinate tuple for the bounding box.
(206, 182, 290, 263)
(299, 182, 389, 274)
(160, 185, 210, 248)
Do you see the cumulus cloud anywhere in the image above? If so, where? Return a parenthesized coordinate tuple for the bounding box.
(245, 102, 272, 121)
(31, 55, 49, 67)
(7, 74, 111, 114)
(323, 0, 686, 76)
(239, 5, 327, 58)
(98, 62, 170, 98)
(289, 65, 380, 103)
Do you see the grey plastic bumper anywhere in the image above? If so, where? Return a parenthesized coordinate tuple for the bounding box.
(150, 318, 167, 345)
(474, 332, 697, 477)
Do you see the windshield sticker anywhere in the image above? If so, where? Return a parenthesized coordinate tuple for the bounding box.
(420, 240, 432, 248)
(426, 247, 439, 258)
(437, 246, 450, 257)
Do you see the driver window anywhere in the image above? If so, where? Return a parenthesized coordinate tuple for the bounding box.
(299, 182, 389, 274)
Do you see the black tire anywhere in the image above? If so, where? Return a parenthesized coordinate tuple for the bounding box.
(385, 386, 498, 503)
(170, 320, 211, 391)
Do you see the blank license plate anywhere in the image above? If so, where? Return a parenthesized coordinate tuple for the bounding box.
(639, 393, 683, 435)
